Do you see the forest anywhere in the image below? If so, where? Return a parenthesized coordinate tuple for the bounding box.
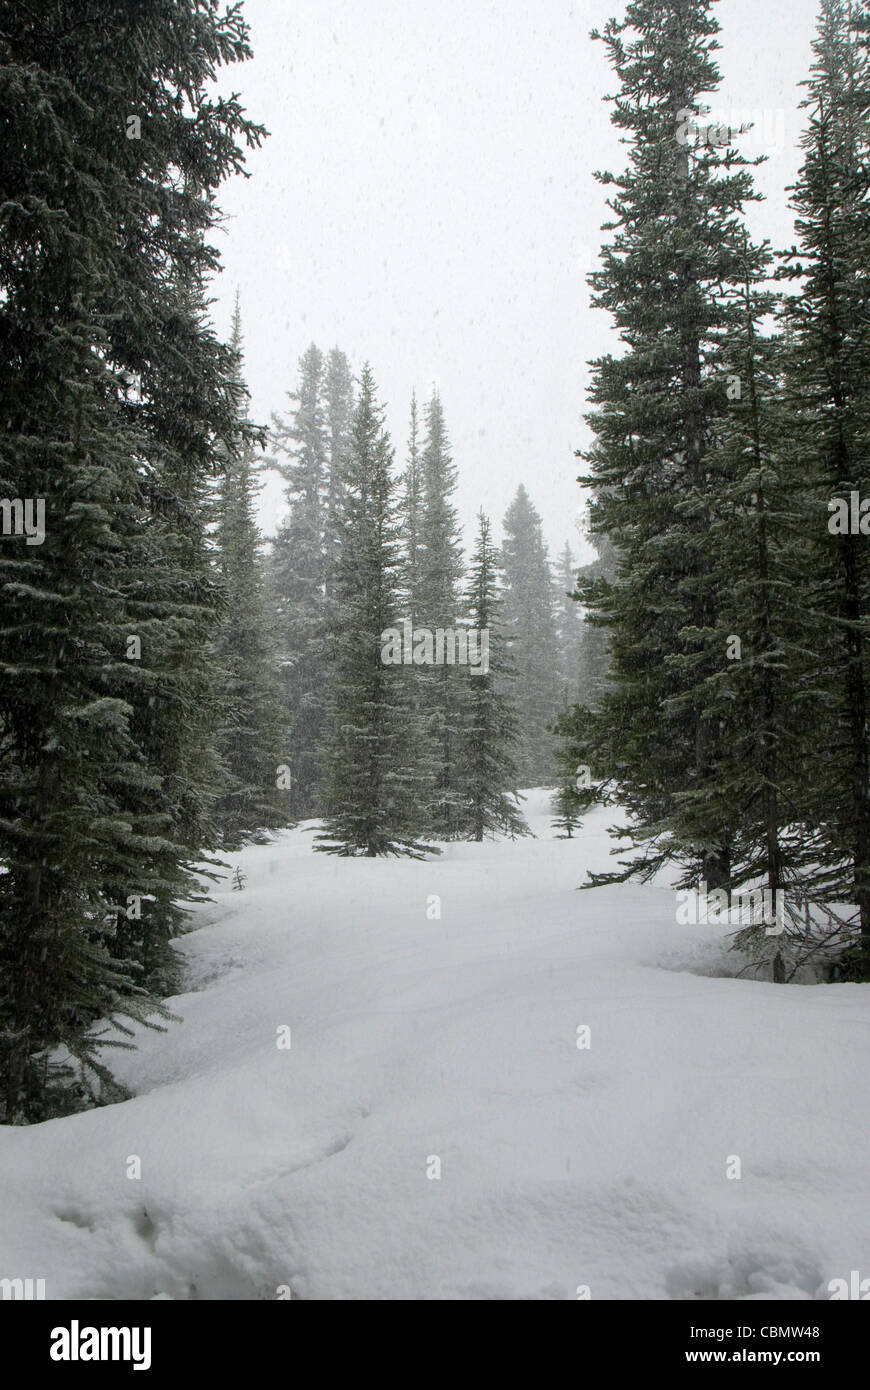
(1, 0, 869, 1150)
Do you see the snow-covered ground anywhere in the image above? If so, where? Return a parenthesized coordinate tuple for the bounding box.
(2, 791, 868, 1300)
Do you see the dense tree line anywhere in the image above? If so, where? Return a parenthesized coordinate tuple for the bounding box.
(269, 349, 583, 856)
(0, 0, 581, 1118)
(0, 0, 268, 1120)
(559, 0, 870, 981)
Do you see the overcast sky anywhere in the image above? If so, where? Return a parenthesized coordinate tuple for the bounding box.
(210, 0, 821, 563)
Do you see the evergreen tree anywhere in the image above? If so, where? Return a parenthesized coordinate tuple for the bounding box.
(578, 0, 768, 889)
(212, 304, 289, 849)
(500, 485, 561, 785)
(323, 348, 354, 605)
(550, 762, 585, 840)
(0, 0, 264, 1119)
(574, 527, 616, 711)
(671, 238, 807, 946)
(393, 391, 439, 813)
(400, 393, 425, 621)
(316, 367, 435, 857)
(114, 283, 229, 994)
(554, 542, 583, 711)
(417, 391, 466, 837)
(777, 0, 870, 973)
(270, 345, 329, 818)
(455, 512, 529, 841)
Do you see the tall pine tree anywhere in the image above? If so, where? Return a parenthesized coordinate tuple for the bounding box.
(417, 391, 465, 837)
(316, 367, 434, 857)
(579, 0, 769, 889)
(500, 485, 561, 786)
(778, 0, 870, 972)
(455, 512, 528, 840)
(270, 345, 329, 818)
(323, 347, 354, 606)
(212, 304, 289, 849)
(0, 0, 264, 1119)
(554, 542, 583, 712)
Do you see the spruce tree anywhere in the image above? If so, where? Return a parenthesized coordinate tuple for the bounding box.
(417, 391, 466, 837)
(323, 348, 354, 605)
(113, 284, 230, 994)
(574, 528, 616, 711)
(673, 238, 807, 949)
(400, 393, 425, 622)
(0, 0, 264, 1120)
(455, 512, 529, 841)
(270, 345, 329, 817)
(393, 392, 439, 817)
(316, 367, 435, 857)
(579, 0, 768, 889)
(551, 759, 585, 840)
(778, 0, 870, 973)
(554, 543, 583, 711)
(212, 305, 289, 849)
(500, 485, 561, 786)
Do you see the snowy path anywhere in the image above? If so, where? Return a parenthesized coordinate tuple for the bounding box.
(1, 791, 868, 1300)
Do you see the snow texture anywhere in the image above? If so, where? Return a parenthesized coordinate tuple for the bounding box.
(1, 792, 867, 1300)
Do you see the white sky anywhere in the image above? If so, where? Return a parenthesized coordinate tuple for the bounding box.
(209, 0, 821, 563)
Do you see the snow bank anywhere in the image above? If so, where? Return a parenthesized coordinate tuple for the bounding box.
(1, 793, 867, 1299)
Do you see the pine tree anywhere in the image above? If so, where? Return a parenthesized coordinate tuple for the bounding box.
(674, 237, 808, 948)
(579, 0, 769, 890)
(0, 0, 264, 1120)
(574, 527, 616, 711)
(500, 485, 561, 786)
(552, 528, 615, 839)
(417, 391, 466, 837)
(399, 393, 425, 621)
(554, 543, 583, 711)
(392, 392, 439, 818)
(316, 367, 435, 857)
(113, 283, 230, 994)
(775, 0, 870, 974)
(551, 765, 584, 840)
(455, 512, 529, 840)
(323, 348, 354, 605)
(212, 304, 289, 849)
(270, 345, 329, 818)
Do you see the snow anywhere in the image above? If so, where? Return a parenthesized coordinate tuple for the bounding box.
(1, 790, 868, 1300)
